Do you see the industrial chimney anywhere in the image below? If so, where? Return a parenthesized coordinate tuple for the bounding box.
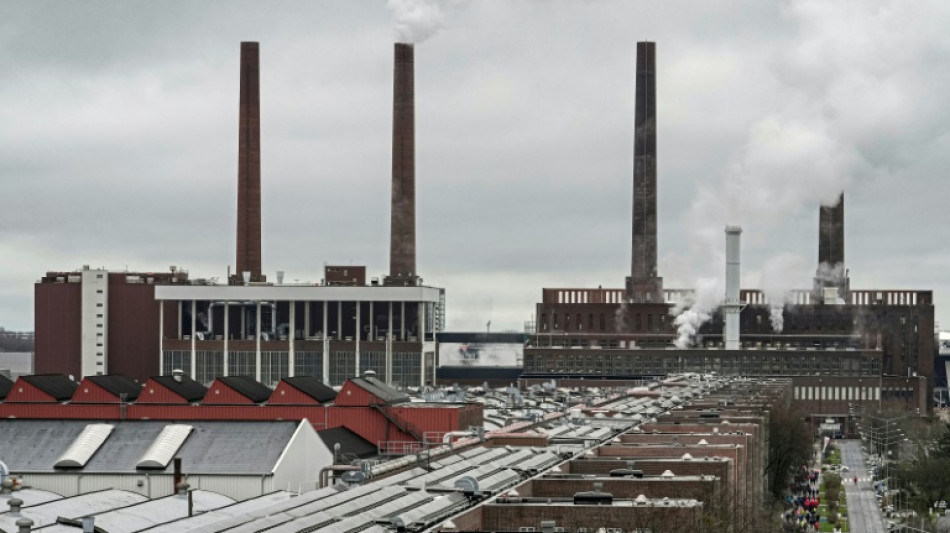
(723, 226, 743, 350)
(386, 43, 418, 286)
(626, 41, 663, 303)
(233, 41, 264, 284)
(814, 192, 849, 302)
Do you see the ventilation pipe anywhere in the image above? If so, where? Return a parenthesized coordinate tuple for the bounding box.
(8, 497, 23, 516)
(723, 226, 743, 350)
(16, 517, 33, 533)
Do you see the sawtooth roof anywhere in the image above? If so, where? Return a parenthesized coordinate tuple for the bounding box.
(21, 374, 78, 401)
(282, 376, 337, 403)
(350, 376, 409, 405)
(87, 375, 142, 401)
(151, 374, 208, 402)
(217, 375, 272, 403)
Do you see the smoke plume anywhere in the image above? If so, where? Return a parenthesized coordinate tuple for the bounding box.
(668, 0, 941, 343)
(759, 253, 809, 332)
(387, 0, 456, 43)
(672, 277, 722, 348)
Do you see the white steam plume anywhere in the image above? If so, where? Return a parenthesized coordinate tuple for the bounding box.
(672, 277, 723, 348)
(759, 253, 809, 333)
(387, 0, 457, 44)
(668, 0, 950, 343)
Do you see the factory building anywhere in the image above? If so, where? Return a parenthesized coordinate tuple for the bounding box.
(0, 375, 792, 533)
(32, 41, 444, 386)
(523, 41, 934, 419)
(0, 373, 482, 454)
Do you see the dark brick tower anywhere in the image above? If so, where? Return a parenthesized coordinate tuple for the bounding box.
(387, 43, 418, 286)
(815, 192, 849, 301)
(626, 42, 663, 302)
(234, 42, 264, 284)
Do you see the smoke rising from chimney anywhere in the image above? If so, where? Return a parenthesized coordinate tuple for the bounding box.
(759, 253, 808, 333)
(387, 0, 457, 43)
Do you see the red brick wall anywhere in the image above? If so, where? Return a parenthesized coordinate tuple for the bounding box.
(34, 282, 82, 378)
(108, 277, 160, 381)
(479, 503, 700, 533)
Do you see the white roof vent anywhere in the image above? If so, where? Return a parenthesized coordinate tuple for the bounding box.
(55, 424, 115, 469)
(697, 439, 709, 446)
(682, 453, 693, 461)
(634, 494, 649, 505)
(137, 424, 193, 469)
(661, 470, 675, 477)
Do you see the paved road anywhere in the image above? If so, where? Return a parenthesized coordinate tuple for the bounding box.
(838, 439, 886, 533)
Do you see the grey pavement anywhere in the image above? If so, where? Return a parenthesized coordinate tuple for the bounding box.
(839, 439, 887, 533)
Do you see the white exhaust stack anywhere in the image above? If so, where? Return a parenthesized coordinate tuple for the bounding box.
(723, 226, 743, 350)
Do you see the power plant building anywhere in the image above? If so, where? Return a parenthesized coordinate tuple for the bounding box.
(33, 41, 444, 387)
(523, 42, 934, 420)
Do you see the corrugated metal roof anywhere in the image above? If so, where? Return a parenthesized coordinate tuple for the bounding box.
(0, 488, 147, 532)
(138, 491, 293, 533)
(388, 493, 468, 530)
(37, 490, 234, 533)
(0, 420, 298, 474)
(4, 488, 62, 507)
(54, 423, 115, 469)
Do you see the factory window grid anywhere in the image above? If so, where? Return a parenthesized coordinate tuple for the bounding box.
(360, 351, 386, 381)
(294, 351, 323, 380)
(392, 352, 420, 389)
(196, 350, 224, 384)
(261, 351, 289, 386)
(162, 350, 191, 377)
(228, 351, 256, 379)
(329, 351, 355, 386)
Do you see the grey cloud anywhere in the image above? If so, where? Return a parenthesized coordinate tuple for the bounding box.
(1, 0, 949, 334)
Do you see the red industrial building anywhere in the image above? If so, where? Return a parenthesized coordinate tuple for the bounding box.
(0, 373, 481, 453)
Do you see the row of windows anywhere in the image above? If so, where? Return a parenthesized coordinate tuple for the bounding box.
(539, 311, 668, 333)
(163, 350, 420, 387)
(524, 352, 881, 377)
(793, 386, 880, 402)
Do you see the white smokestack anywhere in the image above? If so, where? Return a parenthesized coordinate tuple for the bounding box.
(723, 226, 743, 350)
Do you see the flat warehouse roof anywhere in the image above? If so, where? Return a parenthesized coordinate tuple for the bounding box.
(154, 284, 443, 303)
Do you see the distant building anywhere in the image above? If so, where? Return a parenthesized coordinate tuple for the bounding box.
(34, 267, 188, 381)
(522, 41, 933, 422)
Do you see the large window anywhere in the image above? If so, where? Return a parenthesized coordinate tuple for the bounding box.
(162, 350, 190, 376)
(360, 351, 386, 380)
(392, 352, 420, 389)
(329, 352, 355, 386)
(261, 351, 289, 386)
(295, 351, 322, 380)
(196, 351, 223, 384)
(229, 351, 256, 377)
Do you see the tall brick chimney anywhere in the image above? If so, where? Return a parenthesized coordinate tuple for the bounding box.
(234, 41, 264, 284)
(626, 41, 663, 303)
(815, 192, 849, 301)
(387, 43, 417, 286)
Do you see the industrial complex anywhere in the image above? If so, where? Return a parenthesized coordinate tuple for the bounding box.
(1, 29, 940, 533)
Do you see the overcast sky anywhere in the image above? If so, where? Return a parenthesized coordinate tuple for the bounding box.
(2, 0, 949, 334)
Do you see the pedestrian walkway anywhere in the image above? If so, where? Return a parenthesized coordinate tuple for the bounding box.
(839, 439, 887, 533)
